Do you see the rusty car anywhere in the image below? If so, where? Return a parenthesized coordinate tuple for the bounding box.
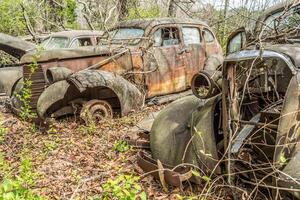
(139, 3, 300, 199)
(0, 30, 103, 99)
(0, 18, 223, 123)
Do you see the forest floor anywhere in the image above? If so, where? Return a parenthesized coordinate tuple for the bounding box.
(0, 104, 213, 200)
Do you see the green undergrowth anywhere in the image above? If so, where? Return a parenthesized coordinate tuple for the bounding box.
(16, 48, 42, 121)
(0, 152, 45, 200)
(102, 174, 147, 200)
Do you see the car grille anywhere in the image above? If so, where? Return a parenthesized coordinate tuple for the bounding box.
(23, 65, 46, 111)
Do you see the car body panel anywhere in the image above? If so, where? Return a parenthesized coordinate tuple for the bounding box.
(0, 33, 36, 59)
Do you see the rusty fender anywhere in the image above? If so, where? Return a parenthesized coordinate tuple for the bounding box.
(46, 67, 73, 84)
(37, 70, 143, 119)
(0, 66, 22, 96)
(0, 33, 36, 59)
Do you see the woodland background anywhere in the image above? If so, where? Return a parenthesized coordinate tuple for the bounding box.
(0, 0, 287, 47)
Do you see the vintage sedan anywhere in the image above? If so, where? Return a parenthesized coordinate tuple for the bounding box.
(0, 30, 103, 98)
(40, 30, 103, 49)
(0, 18, 223, 123)
(143, 3, 300, 199)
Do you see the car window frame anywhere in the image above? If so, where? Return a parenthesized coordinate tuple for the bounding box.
(226, 28, 247, 55)
(202, 28, 216, 44)
(69, 36, 94, 48)
(105, 27, 146, 45)
(181, 26, 202, 46)
(42, 36, 70, 49)
(149, 24, 183, 48)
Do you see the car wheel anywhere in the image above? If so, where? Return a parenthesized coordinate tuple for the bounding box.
(80, 99, 113, 124)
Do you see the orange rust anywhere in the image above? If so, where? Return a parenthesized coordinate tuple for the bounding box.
(22, 19, 223, 113)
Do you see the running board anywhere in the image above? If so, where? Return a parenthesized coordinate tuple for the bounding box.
(146, 90, 192, 106)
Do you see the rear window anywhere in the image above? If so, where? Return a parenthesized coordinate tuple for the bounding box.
(182, 27, 201, 45)
(41, 37, 69, 49)
(70, 38, 93, 48)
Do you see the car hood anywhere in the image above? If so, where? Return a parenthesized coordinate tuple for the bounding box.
(20, 45, 138, 64)
(0, 33, 36, 59)
(226, 44, 300, 69)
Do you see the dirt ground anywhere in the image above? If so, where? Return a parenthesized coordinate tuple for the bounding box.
(0, 104, 212, 200)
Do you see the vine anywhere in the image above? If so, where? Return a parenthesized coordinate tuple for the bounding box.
(16, 49, 41, 121)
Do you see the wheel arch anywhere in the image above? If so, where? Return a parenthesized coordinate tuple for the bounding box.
(37, 70, 143, 119)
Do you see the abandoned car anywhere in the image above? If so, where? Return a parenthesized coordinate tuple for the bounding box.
(40, 30, 103, 49)
(140, 3, 300, 199)
(0, 30, 103, 98)
(0, 18, 223, 123)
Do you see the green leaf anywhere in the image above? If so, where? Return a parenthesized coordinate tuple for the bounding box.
(3, 191, 15, 199)
(280, 153, 288, 167)
(191, 170, 201, 177)
(202, 176, 211, 183)
(139, 192, 147, 200)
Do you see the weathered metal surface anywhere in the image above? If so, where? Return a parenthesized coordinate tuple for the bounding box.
(80, 99, 113, 124)
(145, 3, 300, 198)
(137, 151, 193, 187)
(0, 33, 36, 59)
(0, 66, 22, 96)
(68, 70, 143, 116)
(191, 70, 222, 99)
(46, 67, 73, 84)
(36, 80, 71, 118)
(221, 5, 300, 194)
(150, 96, 205, 167)
(0, 18, 222, 120)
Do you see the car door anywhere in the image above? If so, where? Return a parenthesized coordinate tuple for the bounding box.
(144, 25, 187, 98)
(181, 26, 206, 86)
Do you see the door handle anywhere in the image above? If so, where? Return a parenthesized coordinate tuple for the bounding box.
(177, 48, 188, 55)
(177, 49, 187, 55)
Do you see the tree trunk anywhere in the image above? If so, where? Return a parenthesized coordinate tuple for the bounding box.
(223, 0, 230, 38)
(117, 0, 128, 21)
(167, 0, 176, 17)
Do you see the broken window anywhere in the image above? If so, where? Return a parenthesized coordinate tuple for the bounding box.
(153, 27, 180, 47)
(70, 38, 92, 48)
(182, 27, 201, 45)
(108, 28, 145, 45)
(203, 29, 215, 43)
(262, 5, 300, 36)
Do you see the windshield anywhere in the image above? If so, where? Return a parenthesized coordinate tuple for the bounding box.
(107, 28, 145, 45)
(41, 37, 69, 49)
(261, 5, 300, 37)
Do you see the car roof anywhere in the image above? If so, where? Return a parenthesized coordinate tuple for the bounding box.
(115, 18, 209, 30)
(48, 30, 103, 38)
